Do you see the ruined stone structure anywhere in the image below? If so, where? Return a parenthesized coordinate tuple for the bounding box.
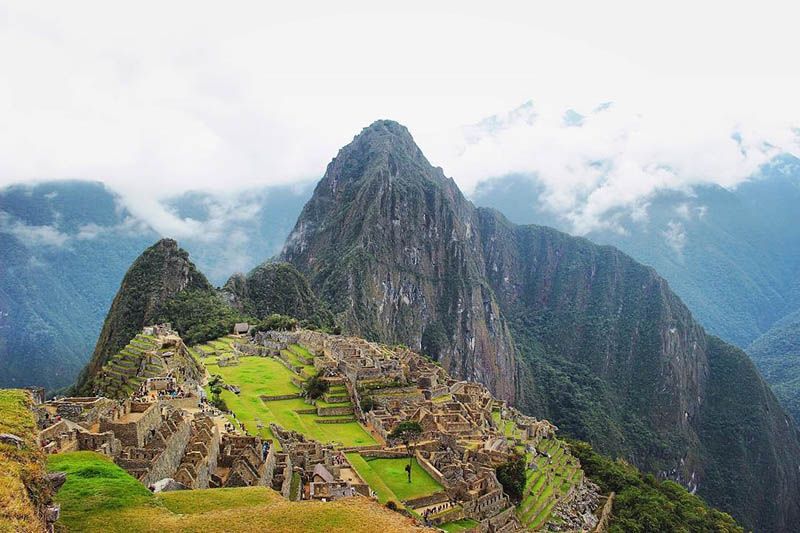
(174, 415, 220, 489)
(38, 325, 600, 532)
(211, 434, 274, 489)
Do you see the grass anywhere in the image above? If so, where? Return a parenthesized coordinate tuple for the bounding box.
(345, 454, 442, 503)
(439, 518, 479, 532)
(0, 389, 48, 533)
(515, 438, 582, 530)
(198, 340, 375, 449)
(47, 452, 155, 527)
(46, 451, 430, 532)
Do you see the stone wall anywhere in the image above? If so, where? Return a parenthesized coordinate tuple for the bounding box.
(100, 402, 161, 447)
(139, 413, 191, 486)
(77, 431, 120, 456)
(416, 451, 447, 486)
(52, 397, 118, 429)
(316, 405, 353, 417)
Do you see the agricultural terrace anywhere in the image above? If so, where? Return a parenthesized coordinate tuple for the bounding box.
(191, 337, 376, 449)
(47, 451, 430, 533)
(517, 437, 583, 530)
(345, 453, 443, 505)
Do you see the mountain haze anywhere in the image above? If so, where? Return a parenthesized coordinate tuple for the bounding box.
(280, 120, 800, 531)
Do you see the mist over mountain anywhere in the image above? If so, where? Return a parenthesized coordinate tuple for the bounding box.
(471, 154, 800, 347)
(471, 155, 800, 428)
(0, 181, 312, 390)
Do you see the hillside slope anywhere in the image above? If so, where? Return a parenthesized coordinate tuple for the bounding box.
(748, 309, 800, 424)
(471, 155, 800, 349)
(0, 390, 52, 532)
(47, 451, 431, 533)
(75, 239, 213, 393)
(223, 262, 335, 329)
(281, 120, 517, 402)
(280, 120, 800, 531)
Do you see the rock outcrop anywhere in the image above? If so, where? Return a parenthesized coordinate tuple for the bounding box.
(278, 120, 800, 531)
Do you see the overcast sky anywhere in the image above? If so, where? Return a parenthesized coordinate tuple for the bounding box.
(1, 0, 799, 235)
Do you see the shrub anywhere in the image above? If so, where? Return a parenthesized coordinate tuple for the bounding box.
(496, 454, 526, 503)
(305, 373, 329, 400)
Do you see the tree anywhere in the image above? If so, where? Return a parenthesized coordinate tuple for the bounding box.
(361, 396, 375, 413)
(389, 420, 423, 482)
(256, 314, 299, 332)
(496, 454, 526, 503)
(208, 375, 226, 410)
(305, 372, 329, 400)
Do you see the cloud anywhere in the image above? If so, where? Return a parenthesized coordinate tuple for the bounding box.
(663, 221, 687, 255)
(0, 211, 70, 247)
(0, 0, 798, 238)
(440, 100, 799, 234)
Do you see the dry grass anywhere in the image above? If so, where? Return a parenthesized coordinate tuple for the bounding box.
(0, 389, 49, 533)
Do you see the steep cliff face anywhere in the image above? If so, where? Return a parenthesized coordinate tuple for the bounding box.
(75, 239, 212, 393)
(279, 120, 800, 531)
(222, 262, 335, 328)
(478, 210, 708, 463)
(281, 120, 517, 401)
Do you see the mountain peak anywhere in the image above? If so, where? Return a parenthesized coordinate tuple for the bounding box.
(74, 238, 212, 393)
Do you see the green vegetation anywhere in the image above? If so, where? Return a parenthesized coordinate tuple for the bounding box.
(568, 440, 742, 532)
(439, 518, 479, 532)
(47, 452, 155, 528)
(196, 338, 375, 448)
(257, 313, 299, 332)
(75, 238, 213, 394)
(1, 389, 49, 533)
(46, 451, 422, 532)
(345, 454, 442, 504)
(748, 308, 800, 424)
(231, 262, 336, 330)
(160, 289, 249, 345)
(496, 454, 525, 503)
(304, 372, 329, 400)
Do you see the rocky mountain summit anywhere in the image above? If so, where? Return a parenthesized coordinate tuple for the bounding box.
(279, 120, 800, 531)
(280, 120, 518, 403)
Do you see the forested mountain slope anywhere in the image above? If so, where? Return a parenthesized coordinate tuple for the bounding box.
(280, 120, 800, 531)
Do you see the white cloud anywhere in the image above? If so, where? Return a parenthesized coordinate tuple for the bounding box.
(0, 211, 69, 247)
(663, 221, 688, 256)
(0, 0, 799, 236)
(440, 100, 798, 233)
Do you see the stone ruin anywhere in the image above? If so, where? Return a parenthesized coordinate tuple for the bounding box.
(37, 325, 601, 532)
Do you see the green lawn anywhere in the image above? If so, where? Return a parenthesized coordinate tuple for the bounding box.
(439, 518, 479, 532)
(198, 342, 375, 449)
(345, 454, 442, 504)
(47, 452, 155, 529)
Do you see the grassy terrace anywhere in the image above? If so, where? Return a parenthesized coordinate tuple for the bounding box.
(195, 338, 376, 449)
(439, 518, 479, 532)
(516, 438, 581, 530)
(1, 389, 48, 533)
(345, 454, 442, 505)
(47, 451, 428, 532)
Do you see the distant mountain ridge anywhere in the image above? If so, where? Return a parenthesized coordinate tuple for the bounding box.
(279, 120, 800, 531)
(472, 155, 800, 348)
(0, 181, 312, 390)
